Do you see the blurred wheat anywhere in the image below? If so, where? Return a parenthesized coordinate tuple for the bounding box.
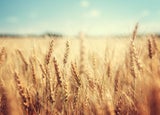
(0, 26, 160, 115)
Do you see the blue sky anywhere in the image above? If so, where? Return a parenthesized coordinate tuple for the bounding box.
(0, 0, 160, 36)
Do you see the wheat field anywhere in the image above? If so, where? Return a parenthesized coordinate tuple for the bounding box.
(0, 26, 160, 115)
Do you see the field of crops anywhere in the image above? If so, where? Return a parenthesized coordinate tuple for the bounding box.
(0, 26, 160, 115)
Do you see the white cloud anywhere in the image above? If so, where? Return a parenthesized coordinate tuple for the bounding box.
(90, 9, 101, 17)
(81, 0, 90, 8)
(141, 10, 150, 18)
(29, 12, 38, 19)
(6, 16, 19, 23)
(157, 10, 160, 15)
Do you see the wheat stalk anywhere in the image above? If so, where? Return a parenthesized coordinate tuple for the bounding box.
(63, 40, 70, 66)
(45, 40, 54, 65)
(132, 23, 138, 41)
(14, 72, 29, 113)
(0, 81, 10, 115)
(16, 49, 28, 71)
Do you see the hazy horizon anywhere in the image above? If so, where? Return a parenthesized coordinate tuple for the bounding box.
(0, 0, 160, 36)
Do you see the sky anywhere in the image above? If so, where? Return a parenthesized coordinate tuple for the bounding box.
(0, 0, 160, 36)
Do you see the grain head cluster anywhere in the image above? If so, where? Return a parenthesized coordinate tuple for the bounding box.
(0, 25, 160, 115)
